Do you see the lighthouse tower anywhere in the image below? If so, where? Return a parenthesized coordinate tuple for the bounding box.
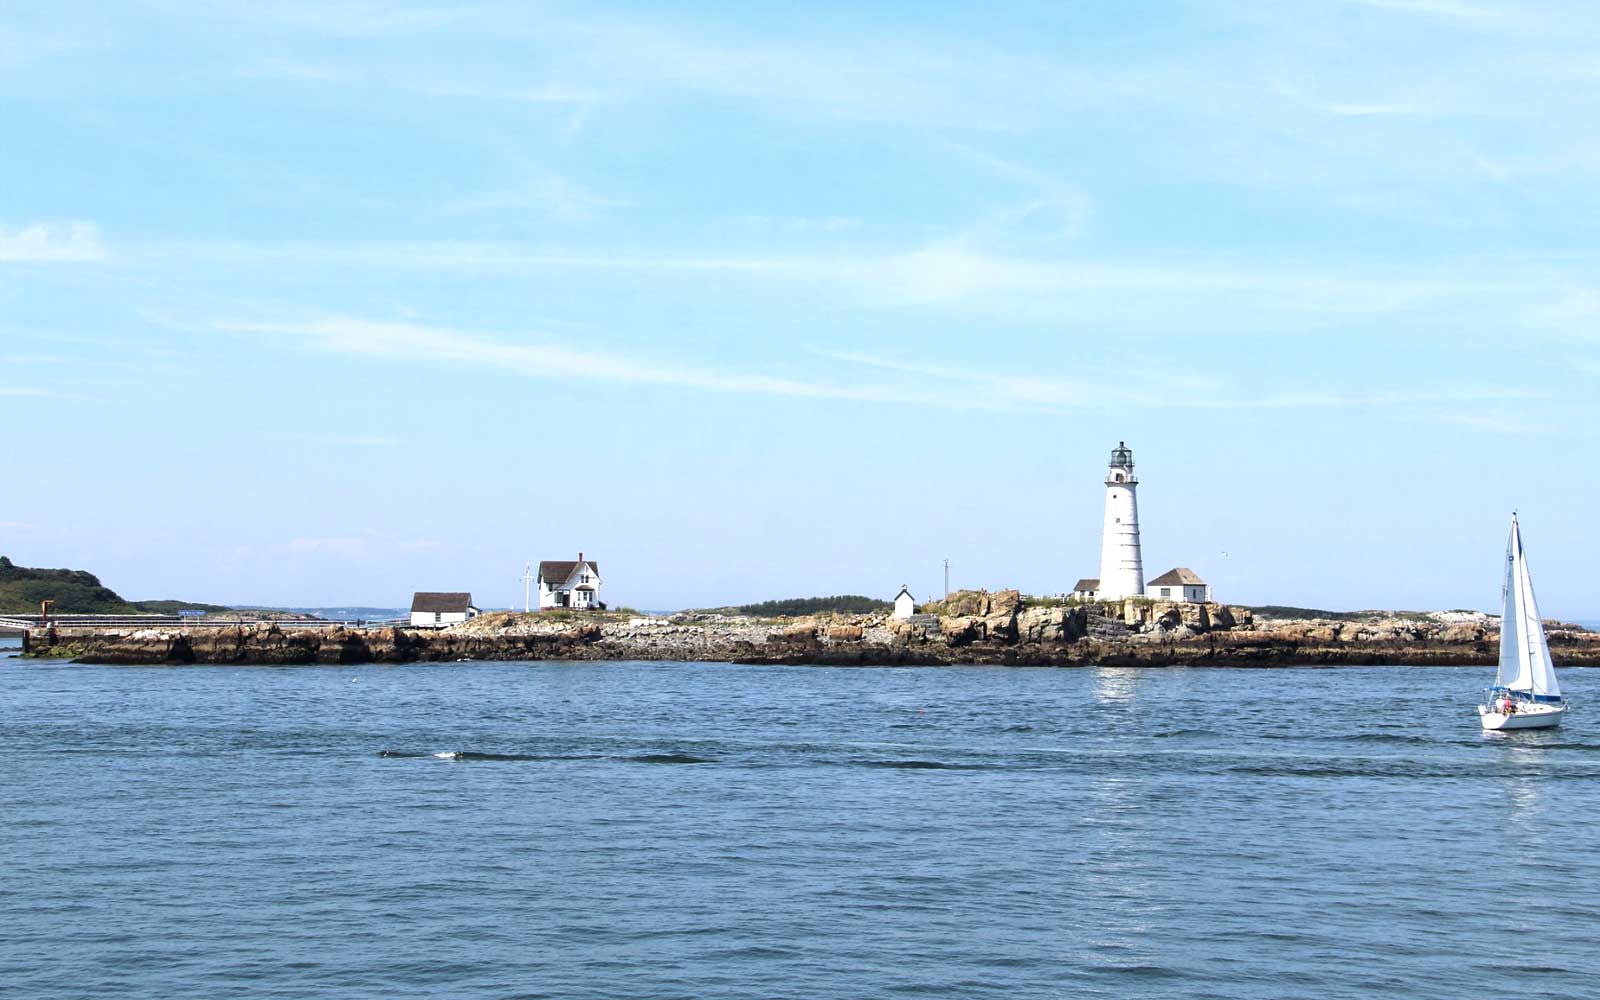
(1097, 442, 1145, 600)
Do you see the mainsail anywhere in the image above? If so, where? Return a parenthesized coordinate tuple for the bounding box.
(1496, 515, 1561, 698)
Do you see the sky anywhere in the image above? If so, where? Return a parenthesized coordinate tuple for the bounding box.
(4, 0, 1600, 616)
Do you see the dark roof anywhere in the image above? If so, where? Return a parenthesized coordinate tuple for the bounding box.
(895, 586, 914, 600)
(538, 560, 600, 584)
(411, 591, 474, 613)
(1073, 578, 1100, 591)
(1148, 567, 1205, 587)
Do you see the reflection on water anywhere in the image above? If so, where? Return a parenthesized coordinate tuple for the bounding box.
(1489, 736, 1552, 845)
(1092, 666, 1139, 704)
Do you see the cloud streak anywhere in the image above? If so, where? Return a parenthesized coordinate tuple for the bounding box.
(212, 314, 945, 405)
(0, 221, 107, 262)
(815, 348, 1537, 412)
(155, 236, 1540, 322)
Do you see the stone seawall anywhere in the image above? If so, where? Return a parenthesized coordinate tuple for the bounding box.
(19, 591, 1600, 668)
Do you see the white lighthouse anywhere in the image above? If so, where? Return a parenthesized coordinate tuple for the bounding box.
(1097, 441, 1145, 600)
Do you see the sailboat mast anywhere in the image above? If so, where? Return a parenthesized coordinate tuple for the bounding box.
(1515, 522, 1531, 693)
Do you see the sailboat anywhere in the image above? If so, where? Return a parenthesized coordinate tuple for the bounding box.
(1479, 513, 1568, 731)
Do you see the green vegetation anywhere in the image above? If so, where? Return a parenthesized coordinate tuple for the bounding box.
(0, 556, 227, 615)
(1020, 594, 1071, 610)
(735, 595, 890, 617)
(1242, 605, 1434, 622)
(125, 599, 233, 614)
(693, 595, 892, 618)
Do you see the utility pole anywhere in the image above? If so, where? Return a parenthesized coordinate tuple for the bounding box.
(520, 562, 534, 613)
(943, 559, 950, 599)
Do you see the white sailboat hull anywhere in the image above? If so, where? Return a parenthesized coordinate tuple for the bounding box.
(1478, 702, 1566, 731)
(1478, 515, 1565, 731)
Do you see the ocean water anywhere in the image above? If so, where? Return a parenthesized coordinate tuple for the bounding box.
(3, 654, 1598, 999)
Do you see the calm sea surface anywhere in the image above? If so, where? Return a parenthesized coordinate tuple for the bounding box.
(4, 647, 1599, 999)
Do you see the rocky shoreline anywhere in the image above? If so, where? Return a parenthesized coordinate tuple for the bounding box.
(17, 590, 1600, 668)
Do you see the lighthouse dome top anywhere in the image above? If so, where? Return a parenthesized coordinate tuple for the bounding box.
(1109, 441, 1134, 469)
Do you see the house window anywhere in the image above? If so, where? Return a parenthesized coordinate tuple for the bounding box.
(1160, 587, 1170, 598)
(434, 612, 442, 623)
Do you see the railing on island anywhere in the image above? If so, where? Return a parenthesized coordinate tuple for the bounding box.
(0, 614, 408, 632)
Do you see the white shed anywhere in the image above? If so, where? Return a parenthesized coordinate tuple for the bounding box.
(893, 586, 916, 620)
(1145, 568, 1210, 603)
(410, 592, 480, 627)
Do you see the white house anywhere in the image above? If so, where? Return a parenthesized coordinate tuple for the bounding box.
(538, 554, 603, 610)
(1072, 578, 1101, 601)
(893, 586, 916, 620)
(410, 592, 480, 627)
(1146, 568, 1210, 603)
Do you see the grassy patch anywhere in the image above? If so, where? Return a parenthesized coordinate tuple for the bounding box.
(693, 595, 892, 618)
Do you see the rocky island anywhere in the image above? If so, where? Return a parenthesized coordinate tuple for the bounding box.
(18, 590, 1600, 667)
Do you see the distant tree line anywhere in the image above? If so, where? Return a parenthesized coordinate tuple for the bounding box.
(0, 555, 228, 615)
(733, 595, 891, 617)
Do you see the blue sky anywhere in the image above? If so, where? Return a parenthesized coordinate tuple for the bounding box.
(4, 0, 1600, 615)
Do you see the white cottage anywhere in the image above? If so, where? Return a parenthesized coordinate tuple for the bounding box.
(410, 592, 480, 627)
(893, 586, 916, 620)
(1072, 578, 1101, 601)
(1145, 568, 1210, 603)
(538, 554, 603, 610)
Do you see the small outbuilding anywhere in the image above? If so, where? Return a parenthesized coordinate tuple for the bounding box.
(1072, 578, 1101, 601)
(410, 592, 480, 627)
(1145, 568, 1210, 603)
(893, 586, 916, 620)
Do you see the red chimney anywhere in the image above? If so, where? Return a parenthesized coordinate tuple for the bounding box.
(579, 551, 584, 563)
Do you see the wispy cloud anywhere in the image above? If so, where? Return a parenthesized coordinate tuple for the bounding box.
(1335, 0, 1539, 28)
(444, 173, 628, 219)
(322, 434, 401, 448)
(156, 236, 1531, 320)
(816, 347, 1536, 412)
(0, 221, 107, 262)
(212, 314, 942, 404)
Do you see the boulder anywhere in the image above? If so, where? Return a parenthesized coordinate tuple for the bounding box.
(944, 590, 990, 617)
(1018, 606, 1065, 642)
(941, 615, 985, 646)
(826, 625, 864, 642)
(983, 590, 1021, 643)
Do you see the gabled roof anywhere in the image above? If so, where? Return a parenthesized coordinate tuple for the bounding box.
(1148, 567, 1205, 587)
(538, 560, 600, 586)
(1073, 578, 1100, 592)
(411, 591, 474, 613)
(895, 586, 914, 600)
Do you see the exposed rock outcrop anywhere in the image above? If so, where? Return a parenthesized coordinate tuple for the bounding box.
(18, 598, 1600, 668)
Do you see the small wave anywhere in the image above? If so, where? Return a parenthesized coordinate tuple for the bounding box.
(850, 758, 981, 770)
(378, 750, 429, 758)
(1339, 733, 1434, 745)
(627, 753, 714, 765)
(1089, 964, 1183, 979)
(1003, 724, 1036, 733)
(427, 751, 546, 761)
